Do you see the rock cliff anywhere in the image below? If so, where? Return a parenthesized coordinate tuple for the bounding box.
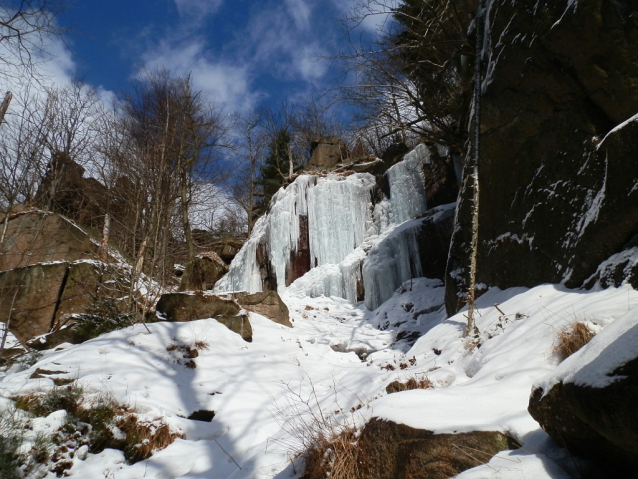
(446, 0, 638, 314)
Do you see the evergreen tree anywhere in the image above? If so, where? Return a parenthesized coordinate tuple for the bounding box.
(255, 128, 294, 214)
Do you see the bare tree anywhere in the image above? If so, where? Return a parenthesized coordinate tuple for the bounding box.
(337, 0, 476, 152)
(0, 0, 68, 82)
(232, 109, 269, 234)
(117, 67, 229, 291)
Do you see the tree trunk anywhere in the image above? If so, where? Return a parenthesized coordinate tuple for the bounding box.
(465, 0, 485, 338)
(99, 212, 111, 261)
(0, 91, 12, 126)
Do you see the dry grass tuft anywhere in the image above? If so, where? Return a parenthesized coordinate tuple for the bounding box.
(118, 415, 184, 463)
(192, 340, 209, 350)
(386, 376, 434, 394)
(301, 428, 360, 479)
(555, 322, 596, 361)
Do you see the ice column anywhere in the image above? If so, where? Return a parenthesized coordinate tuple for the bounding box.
(362, 218, 425, 310)
(308, 174, 376, 266)
(267, 176, 315, 291)
(214, 215, 267, 294)
(386, 144, 429, 224)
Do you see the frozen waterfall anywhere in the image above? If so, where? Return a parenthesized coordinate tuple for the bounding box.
(215, 143, 447, 310)
(362, 219, 425, 310)
(215, 173, 377, 295)
(386, 143, 429, 224)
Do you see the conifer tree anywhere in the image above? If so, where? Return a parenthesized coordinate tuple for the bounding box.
(255, 128, 294, 214)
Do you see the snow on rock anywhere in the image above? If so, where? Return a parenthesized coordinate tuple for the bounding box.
(385, 143, 429, 224)
(535, 303, 638, 391)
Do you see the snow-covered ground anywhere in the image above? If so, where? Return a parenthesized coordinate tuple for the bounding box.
(2, 281, 638, 478)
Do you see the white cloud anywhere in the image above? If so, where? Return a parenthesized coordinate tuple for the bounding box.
(242, 5, 330, 84)
(139, 39, 260, 113)
(284, 0, 313, 30)
(174, 0, 223, 20)
(330, 0, 397, 34)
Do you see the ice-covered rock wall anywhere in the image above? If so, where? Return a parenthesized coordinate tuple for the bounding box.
(385, 144, 429, 224)
(362, 220, 424, 310)
(216, 143, 453, 310)
(362, 203, 456, 310)
(216, 173, 377, 295)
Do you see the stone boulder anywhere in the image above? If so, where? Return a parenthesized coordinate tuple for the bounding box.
(155, 293, 252, 342)
(528, 315, 638, 476)
(0, 261, 130, 345)
(211, 237, 244, 264)
(231, 291, 291, 327)
(303, 418, 518, 479)
(156, 289, 291, 334)
(583, 245, 638, 290)
(446, 0, 638, 314)
(307, 137, 348, 168)
(0, 211, 102, 271)
(179, 252, 228, 291)
(381, 143, 409, 168)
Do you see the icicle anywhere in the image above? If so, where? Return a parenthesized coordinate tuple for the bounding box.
(362, 219, 425, 310)
(386, 144, 430, 225)
(214, 215, 267, 294)
(307, 174, 375, 267)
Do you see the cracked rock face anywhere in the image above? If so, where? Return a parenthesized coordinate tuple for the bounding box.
(446, 0, 638, 314)
(529, 341, 638, 475)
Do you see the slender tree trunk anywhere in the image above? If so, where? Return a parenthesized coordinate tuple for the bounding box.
(99, 212, 111, 261)
(0, 91, 12, 126)
(180, 170, 195, 261)
(465, 0, 485, 338)
(287, 145, 294, 181)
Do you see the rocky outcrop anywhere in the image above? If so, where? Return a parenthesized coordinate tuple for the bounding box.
(0, 261, 129, 345)
(446, 0, 638, 314)
(0, 211, 103, 271)
(156, 290, 291, 340)
(156, 293, 252, 341)
(307, 137, 348, 168)
(34, 151, 109, 231)
(231, 291, 291, 327)
(303, 418, 518, 479)
(528, 315, 638, 476)
(584, 245, 638, 290)
(179, 252, 228, 291)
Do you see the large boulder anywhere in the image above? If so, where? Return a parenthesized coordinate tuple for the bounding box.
(307, 137, 348, 168)
(445, 0, 638, 314)
(179, 252, 228, 291)
(156, 289, 291, 332)
(0, 211, 102, 271)
(0, 261, 129, 345)
(528, 311, 638, 476)
(155, 293, 252, 342)
(303, 418, 518, 479)
(231, 290, 291, 327)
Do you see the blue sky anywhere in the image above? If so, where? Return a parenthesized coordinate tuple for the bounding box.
(51, 0, 373, 113)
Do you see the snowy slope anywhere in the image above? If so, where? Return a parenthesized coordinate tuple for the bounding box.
(2, 282, 637, 478)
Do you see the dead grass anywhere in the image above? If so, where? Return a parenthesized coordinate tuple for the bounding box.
(301, 427, 360, 479)
(12, 383, 183, 469)
(386, 376, 434, 394)
(118, 415, 184, 463)
(555, 322, 596, 361)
